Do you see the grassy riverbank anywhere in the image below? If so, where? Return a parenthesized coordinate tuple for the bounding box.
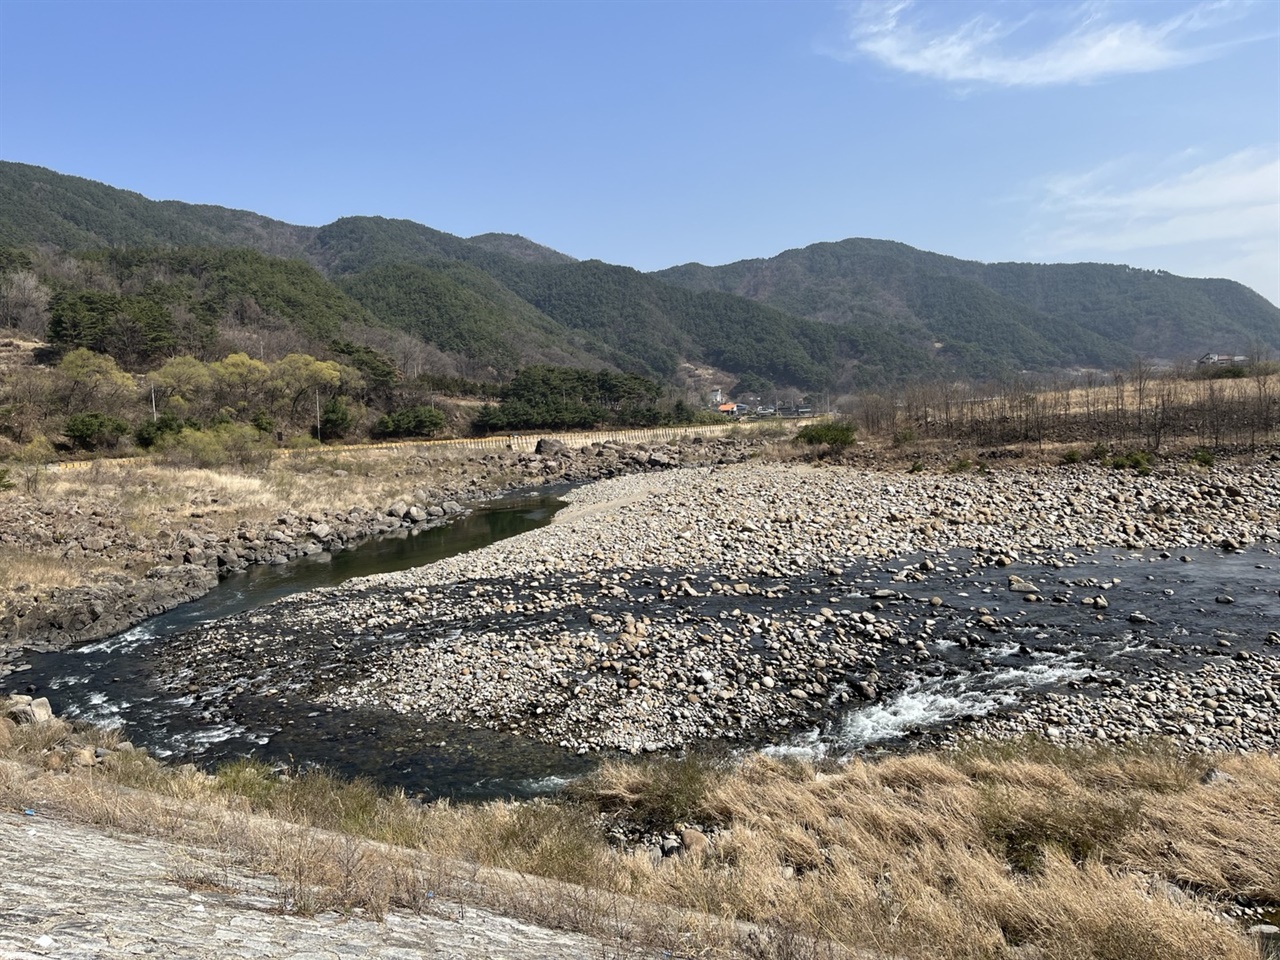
(0, 432, 765, 657)
(1, 711, 1275, 959)
(0, 408, 1272, 602)
(0, 447, 509, 590)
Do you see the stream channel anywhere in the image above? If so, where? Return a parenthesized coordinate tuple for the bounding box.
(23, 490, 600, 801)
(14, 486, 1280, 802)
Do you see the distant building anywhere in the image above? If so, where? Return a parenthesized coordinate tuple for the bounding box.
(1198, 353, 1249, 366)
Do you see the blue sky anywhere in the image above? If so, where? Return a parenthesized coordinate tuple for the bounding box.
(1, 0, 1277, 303)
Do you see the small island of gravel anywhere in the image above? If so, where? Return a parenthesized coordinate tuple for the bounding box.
(166, 454, 1280, 758)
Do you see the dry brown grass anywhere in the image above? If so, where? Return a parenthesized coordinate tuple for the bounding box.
(2, 722, 1275, 958)
(0, 744, 713, 956)
(3, 709, 1276, 958)
(0, 547, 118, 591)
(578, 744, 1277, 959)
(46, 446, 482, 521)
(0, 449, 484, 595)
(5, 711, 1274, 957)
(1053, 370, 1280, 417)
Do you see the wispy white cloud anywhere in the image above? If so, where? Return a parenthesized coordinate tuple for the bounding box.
(841, 0, 1254, 87)
(1027, 148, 1280, 302)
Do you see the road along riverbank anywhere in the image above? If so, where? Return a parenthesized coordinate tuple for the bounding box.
(157, 454, 1280, 759)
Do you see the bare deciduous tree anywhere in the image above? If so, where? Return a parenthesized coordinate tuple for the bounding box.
(0, 270, 52, 338)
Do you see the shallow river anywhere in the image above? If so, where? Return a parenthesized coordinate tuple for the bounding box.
(23, 491, 600, 800)
(16, 490, 1280, 800)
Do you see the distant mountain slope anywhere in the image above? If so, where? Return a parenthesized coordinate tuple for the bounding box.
(4, 161, 1277, 389)
(0, 161, 314, 258)
(337, 261, 602, 375)
(305, 216, 472, 276)
(295, 215, 915, 387)
(465, 233, 578, 265)
(654, 238, 1279, 364)
(967, 263, 1278, 361)
(0, 245, 385, 370)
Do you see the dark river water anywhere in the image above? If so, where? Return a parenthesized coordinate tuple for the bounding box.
(22, 491, 601, 801)
(14, 486, 1280, 801)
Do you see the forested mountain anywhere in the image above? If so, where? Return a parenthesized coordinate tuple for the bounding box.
(654, 238, 1279, 365)
(3, 160, 1276, 393)
(464, 233, 578, 265)
(229, 213, 897, 387)
(0, 160, 313, 258)
(336, 262, 601, 376)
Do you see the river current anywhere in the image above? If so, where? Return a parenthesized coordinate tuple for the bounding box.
(13, 489, 1280, 800)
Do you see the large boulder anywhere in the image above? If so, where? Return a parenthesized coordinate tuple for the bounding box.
(535, 438, 571, 458)
(5, 695, 53, 725)
(679, 828, 710, 860)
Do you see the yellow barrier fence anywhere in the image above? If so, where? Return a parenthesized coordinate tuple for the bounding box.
(51, 417, 820, 471)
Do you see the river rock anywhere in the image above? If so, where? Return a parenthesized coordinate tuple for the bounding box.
(679, 828, 710, 859)
(536, 438, 571, 457)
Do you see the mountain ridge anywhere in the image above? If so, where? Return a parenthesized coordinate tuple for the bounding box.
(2, 160, 1277, 389)
(653, 238, 1276, 364)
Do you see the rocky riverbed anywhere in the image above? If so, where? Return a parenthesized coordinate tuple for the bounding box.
(153, 454, 1280, 759)
(0, 435, 761, 672)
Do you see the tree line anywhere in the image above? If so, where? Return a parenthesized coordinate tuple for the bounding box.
(472, 366, 698, 433)
(0, 344, 693, 464)
(838, 359, 1279, 453)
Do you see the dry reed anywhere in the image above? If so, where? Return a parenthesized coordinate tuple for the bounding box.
(2, 721, 1275, 958)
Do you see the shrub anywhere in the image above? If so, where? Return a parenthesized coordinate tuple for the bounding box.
(314, 397, 353, 441)
(0, 467, 13, 492)
(1060, 448, 1082, 465)
(134, 412, 187, 449)
(157, 424, 274, 469)
(946, 457, 974, 474)
(979, 787, 1143, 876)
(214, 758, 280, 807)
(793, 419, 856, 451)
(891, 427, 917, 447)
(479, 800, 610, 886)
(1191, 448, 1215, 468)
(64, 412, 130, 451)
(1107, 450, 1156, 476)
(373, 405, 446, 439)
(1195, 363, 1247, 380)
(250, 410, 275, 434)
(570, 753, 727, 833)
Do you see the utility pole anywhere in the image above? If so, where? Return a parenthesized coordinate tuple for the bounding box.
(315, 387, 321, 442)
(150, 383, 157, 422)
